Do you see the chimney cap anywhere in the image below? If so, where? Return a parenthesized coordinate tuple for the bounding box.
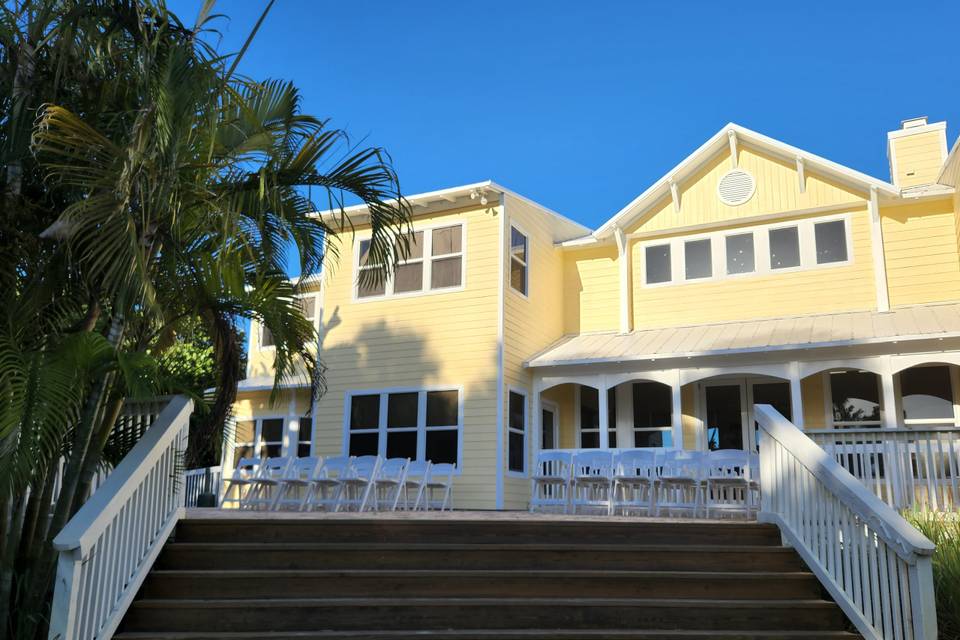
(901, 116, 929, 129)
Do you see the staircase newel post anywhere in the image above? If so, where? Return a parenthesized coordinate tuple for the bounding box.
(48, 547, 83, 640)
(908, 554, 938, 640)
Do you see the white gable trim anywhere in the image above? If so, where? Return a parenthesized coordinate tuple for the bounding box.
(594, 123, 899, 240)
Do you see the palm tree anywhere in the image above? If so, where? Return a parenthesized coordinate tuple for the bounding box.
(0, 2, 411, 636)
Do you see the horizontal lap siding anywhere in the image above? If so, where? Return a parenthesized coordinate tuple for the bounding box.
(891, 131, 945, 188)
(801, 374, 827, 430)
(315, 205, 501, 509)
(503, 195, 568, 509)
(628, 147, 863, 234)
(631, 206, 876, 330)
(882, 199, 960, 306)
(563, 245, 620, 334)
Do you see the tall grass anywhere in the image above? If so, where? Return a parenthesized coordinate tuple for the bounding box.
(903, 509, 960, 639)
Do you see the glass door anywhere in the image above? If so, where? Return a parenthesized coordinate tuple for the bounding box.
(541, 402, 558, 450)
(703, 383, 747, 450)
(748, 381, 792, 452)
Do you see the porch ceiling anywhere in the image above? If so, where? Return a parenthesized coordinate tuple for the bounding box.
(525, 302, 960, 368)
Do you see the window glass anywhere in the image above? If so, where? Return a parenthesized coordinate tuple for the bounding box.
(393, 263, 423, 293)
(297, 296, 316, 321)
(357, 238, 386, 298)
(541, 409, 556, 449)
(396, 231, 424, 260)
(510, 227, 528, 294)
(259, 418, 284, 458)
(769, 226, 801, 269)
(426, 390, 458, 426)
(900, 366, 954, 421)
(830, 371, 881, 425)
(579, 385, 599, 448)
(425, 429, 457, 464)
(233, 420, 256, 467)
(350, 395, 380, 430)
(815, 220, 848, 264)
(432, 226, 462, 255)
(725, 233, 755, 274)
(508, 391, 526, 472)
(297, 416, 312, 457)
(684, 239, 712, 280)
(645, 245, 671, 284)
(431, 256, 462, 289)
(607, 388, 617, 448)
(632, 382, 672, 448)
(635, 430, 673, 447)
(387, 393, 418, 427)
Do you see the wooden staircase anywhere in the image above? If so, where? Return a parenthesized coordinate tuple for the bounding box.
(114, 515, 859, 639)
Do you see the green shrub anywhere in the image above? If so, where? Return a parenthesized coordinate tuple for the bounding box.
(904, 509, 960, 639)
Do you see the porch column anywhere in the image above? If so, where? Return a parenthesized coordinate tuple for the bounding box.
(880, 360, 898, 430)
(879, 357, 905, 506)
(598, 375, 610, 449)
(671, 369, 684, 449)
(789, 361, 805, 428)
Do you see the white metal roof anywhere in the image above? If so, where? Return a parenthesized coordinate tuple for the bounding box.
(526, 303, 960, 368)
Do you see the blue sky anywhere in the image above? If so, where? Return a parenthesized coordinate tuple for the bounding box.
(174, 0, 959, 231)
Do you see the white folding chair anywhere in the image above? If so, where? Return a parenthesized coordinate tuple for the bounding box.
(570, 450, 615, 515)
(338, 455, 382, 512)
(612, 449, 659, 516)
(530, 451, 573, 513)
(371, 458, 409, 511)
(243, 457, 293, 510)
(272, 456, 322, 511)
(219, 457, 260, 509)
(400, 460, 432, 510)
(421, 462, 455, 511)
(304, 455, 352, 512)
(656, 450, 704, 517)
(704, 449, 753, 519)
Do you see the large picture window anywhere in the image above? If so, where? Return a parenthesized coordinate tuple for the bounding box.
(508, 391, 527, 472)
(356, 224, 464, 299)
(900, 365, 956, 425)
(345, 388, 461, 466)
(641, 214, 850, 287)
(632, 382, 673, 447)
(829, 371, 881, 427)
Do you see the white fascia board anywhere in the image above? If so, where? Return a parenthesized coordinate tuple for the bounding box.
(887, 121, 946, 141)
(937, 133, 960, 186)
(594, 123, 900, 239)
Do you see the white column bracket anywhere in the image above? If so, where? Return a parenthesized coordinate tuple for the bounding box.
(669, 177, 680, 213)
(795, 156, 806, 193)
(728, 129, 738, 168)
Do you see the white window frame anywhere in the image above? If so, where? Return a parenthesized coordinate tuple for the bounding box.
(257, 291, 322, 351)
(341, 386, 464, 472)
(639, 213, 853, 288)
(540, 399, 560, 450)
(506, 387, 528, 476)
(352, 221, 467, 302)
(229, 415, 292, 468)
(509, 223, 530, 298)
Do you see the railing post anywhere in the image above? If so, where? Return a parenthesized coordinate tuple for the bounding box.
(908, 556, 938, 640)
(48, 548, 83, 640)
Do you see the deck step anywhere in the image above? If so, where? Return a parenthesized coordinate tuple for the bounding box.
(140, 569, 822, 600)
(156, 542, 805, 572)
(115, 630, 860, 640)
(121, 597, 848, 633)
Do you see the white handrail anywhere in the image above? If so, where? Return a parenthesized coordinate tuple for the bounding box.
(755, 404, 937, 640)
(48, 395, 193, 640)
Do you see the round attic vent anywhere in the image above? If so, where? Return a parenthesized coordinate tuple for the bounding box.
(717, 169, 756, 206)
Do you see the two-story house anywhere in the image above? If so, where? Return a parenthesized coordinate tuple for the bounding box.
(228, 116, 960, 510)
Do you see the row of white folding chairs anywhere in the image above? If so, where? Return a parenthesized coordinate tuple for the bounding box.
(220, 455, 455, 512)
(530, 448, 760, 518)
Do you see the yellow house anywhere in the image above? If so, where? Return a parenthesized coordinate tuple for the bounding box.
(228, 116, 960, 510)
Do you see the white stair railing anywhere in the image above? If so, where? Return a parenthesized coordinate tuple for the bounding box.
(755, 404, 937, 640)
(184, 465, 222, 507)
(48, 395, 193, 640)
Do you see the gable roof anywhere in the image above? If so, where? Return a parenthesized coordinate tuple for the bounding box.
(592, 123, 901, 240)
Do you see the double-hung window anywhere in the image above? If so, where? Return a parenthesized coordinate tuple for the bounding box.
(297, 415, 312, 456)
(231, 417, 285, 467)
(346, 388, 461, 466)
(510, 226, 528, 295)
(632, 382, 674, 447)
(356, 224, 464, 299)
(260, 292, 320, 348)
(507, 391, 527, 472)
(577, 386, 616, 448)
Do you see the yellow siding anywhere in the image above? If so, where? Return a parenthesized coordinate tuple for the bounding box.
(314, 204, 502, 509)
(882, 199, 960, 307)
(563, 245, 620, 334)
(502, 194, 569, 509)
(628, 147, 863, 234)
(801, 374, 827, 430)
(890, 130, 945, 187)
(681, 384, 699, 449)
(233, 389, 311, 420)
(631, 206, 876, 330)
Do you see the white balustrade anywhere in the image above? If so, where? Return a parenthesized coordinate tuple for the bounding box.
(806, 427, 960, 512)
(183, 466, 223, 507)
(755, 404, 937, 640)
(48, 395, 193, 640)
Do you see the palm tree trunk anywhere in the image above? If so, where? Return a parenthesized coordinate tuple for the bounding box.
(72, 393, 124, 515)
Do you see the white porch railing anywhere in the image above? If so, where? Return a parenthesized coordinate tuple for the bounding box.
(755, 404, 937, 640)
(48, 395, 193, 640)
(183, 465, 222, 507)
(806, 427, 960, 512)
